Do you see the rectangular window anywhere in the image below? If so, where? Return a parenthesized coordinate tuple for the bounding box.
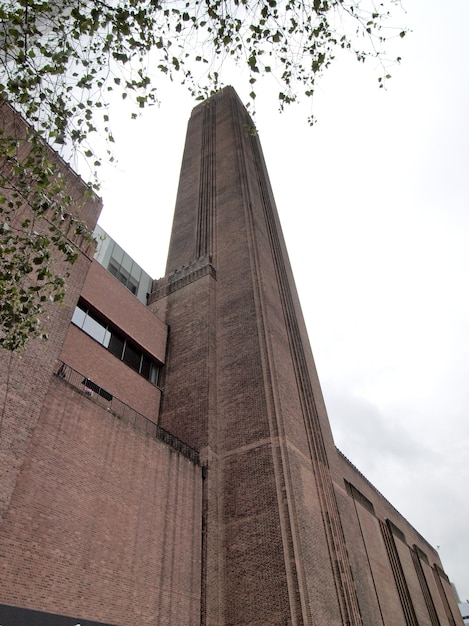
(127, 277, 138, 295)
(122, 341, 142, 372)
(108, 334, 125, 359)
(140, 354, 151, 379)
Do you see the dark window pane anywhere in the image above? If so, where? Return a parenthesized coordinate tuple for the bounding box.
(108, 333, 125, 359)
(108, 261, 120, 278)
(139, 355, 159, 385)
(127, 278, 138, 294)
(140, 354, 151, 378)
(122, 342, 141, 371)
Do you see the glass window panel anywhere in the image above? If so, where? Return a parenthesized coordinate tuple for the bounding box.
(129, 262, 142, 284)
(109, 244, 124, 266)
(82, 314, 108, 345)
(140, 354, 151, 378)
(71, 306, 86, 328)
(116, 272, 128, 288)
(119, 267, 131, 282)
(120, 251, 132, 273)
(93, 225, 112, 266)
(127, 277, 138, 295)
(108, 333, 125, 359)
(149, 363, 159, 385)
(122, 342, 141, 371)
(108, 260, 120, 278)
(103, 328, 111, 348)
(140, 355, 159, 385)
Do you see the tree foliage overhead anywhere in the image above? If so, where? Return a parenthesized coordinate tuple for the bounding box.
(0, 0, 406, 350)
(0, 110, 94, 350)
(1, 0, 406, 152)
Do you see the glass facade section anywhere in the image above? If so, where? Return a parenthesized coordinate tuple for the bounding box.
(93, 225, 153, 303)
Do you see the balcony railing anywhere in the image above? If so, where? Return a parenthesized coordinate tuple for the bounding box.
(55, 360, 199, 465)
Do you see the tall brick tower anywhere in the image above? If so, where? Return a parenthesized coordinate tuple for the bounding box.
(149, 86, 362, 625)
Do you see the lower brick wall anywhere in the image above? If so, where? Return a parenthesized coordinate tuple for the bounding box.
(0, 376, 202, 626)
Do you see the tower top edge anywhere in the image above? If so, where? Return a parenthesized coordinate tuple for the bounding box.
(190, 86, 252, 121)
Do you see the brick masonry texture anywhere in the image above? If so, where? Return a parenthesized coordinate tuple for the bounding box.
(0, 102, 101, 524)
(60, 323, 162, 421)
(81, 261, 167, 362)
(0, 380, 201, 626)
(0, 93, 463, 626)
(152, 87, 462, 625)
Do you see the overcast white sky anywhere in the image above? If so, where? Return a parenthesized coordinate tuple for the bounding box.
(94, 0, 469, 601)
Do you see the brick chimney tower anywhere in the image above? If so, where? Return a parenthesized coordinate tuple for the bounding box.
(149, 87, 362, 625)
(0, 90, 460, 626)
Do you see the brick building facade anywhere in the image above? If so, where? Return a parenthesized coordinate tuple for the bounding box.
(0, 90, 463, 625)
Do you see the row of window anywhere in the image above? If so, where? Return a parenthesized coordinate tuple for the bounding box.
(71, 302, 160, 385)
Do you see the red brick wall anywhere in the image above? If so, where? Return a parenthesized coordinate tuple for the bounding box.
(420, 557, 450, 625)
(0, 378, 202, 626)
(0, 104, 101, 522)
(150, 274, 214, 450)
(60, 324, 162, 421)
(335, 484, 394, 625)
(81, 261, 167, 363)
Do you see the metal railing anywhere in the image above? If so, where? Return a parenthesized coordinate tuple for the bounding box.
(55, 360, 199, 465)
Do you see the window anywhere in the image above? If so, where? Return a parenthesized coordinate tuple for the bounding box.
(108, 334, 125, 359)
(141, 354, 157, 383)
(122, 342, 141, 371)
(71, 301, 160, 386)
(108, 259, 138, 295)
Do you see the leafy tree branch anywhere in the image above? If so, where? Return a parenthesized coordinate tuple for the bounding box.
(0, 0, 406, 350)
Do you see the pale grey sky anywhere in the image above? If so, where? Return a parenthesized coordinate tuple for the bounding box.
(95, 0, 469, 601)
